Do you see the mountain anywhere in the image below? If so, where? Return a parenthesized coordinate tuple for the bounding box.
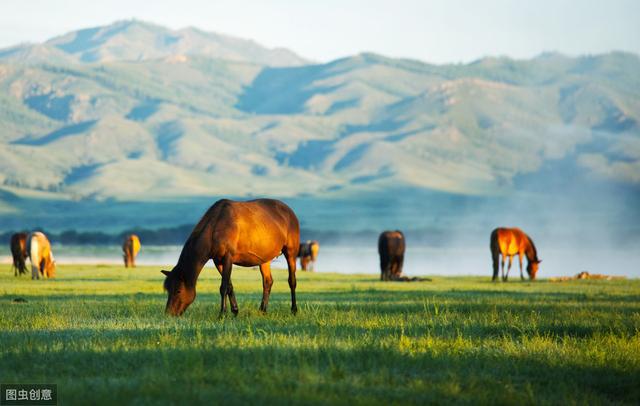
(0, 20, 309, 66)
(0, 22, 639, 237)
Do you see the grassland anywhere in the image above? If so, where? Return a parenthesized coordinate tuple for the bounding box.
(0, 264, 639, 405)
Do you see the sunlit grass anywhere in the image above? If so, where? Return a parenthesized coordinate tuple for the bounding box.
(1, 264, 639, 405)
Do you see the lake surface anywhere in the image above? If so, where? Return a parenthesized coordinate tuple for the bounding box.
(2, 244, 637, 278)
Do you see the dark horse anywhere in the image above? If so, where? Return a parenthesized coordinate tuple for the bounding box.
(10, 232, 28, 276)
(298, 240, 319, 271)
(490, 227, 541, 281)
(162, 198, 300, 316)
(378, 230, 405, 281)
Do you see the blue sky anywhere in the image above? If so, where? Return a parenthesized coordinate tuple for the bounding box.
(1, 0, 638, 63)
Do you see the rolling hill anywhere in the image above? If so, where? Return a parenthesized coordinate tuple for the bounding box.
(0, 21, 638, 238)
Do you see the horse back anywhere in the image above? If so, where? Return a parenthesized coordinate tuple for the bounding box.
(491, 227, 529, 255)
(310, 241, 320, 260)
(298, 241, 320, 260)
(132, 235, 141, 252)
(11, 233, 27, 258)
(124, 234, 141, 256)
(194, 199, 300, 265)
(379, 231, 405, 258)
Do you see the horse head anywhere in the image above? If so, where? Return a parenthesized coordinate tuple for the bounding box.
(162, 268, 195, 316)
(527, 259, 541, 280)
(45, 252, 56, 278)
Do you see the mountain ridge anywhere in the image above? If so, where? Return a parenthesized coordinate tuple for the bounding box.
(0, 21, 638, 233)
(1, 19, 310, 66)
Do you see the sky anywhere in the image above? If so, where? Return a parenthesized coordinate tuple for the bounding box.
(0, 0, 638, 64)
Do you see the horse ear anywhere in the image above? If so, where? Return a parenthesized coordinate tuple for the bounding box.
(161, 270, 170, 276)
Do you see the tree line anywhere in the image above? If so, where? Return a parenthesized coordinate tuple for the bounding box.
(0, 226, 448, 246)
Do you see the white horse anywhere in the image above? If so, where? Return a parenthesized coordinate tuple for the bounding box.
(28, 232, 56, 279)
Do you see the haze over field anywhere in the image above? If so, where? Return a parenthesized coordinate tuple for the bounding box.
(0, 20, 638, 271)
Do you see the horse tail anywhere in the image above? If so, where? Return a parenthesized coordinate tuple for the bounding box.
(17, 251, 26, 274)
(29, 234, 40, 279)
(490, 229, 500, 281)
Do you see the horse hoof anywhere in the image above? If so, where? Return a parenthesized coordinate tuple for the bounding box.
(291, 306, 298, 315)
(231, 308, 239, 316)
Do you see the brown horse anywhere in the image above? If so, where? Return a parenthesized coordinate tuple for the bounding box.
(122, 234, 141, 268)
(10, 232, 28, 276)
(490, 227, 541, 281)
(27, 232, 56, 279)
(378, 230, 405, 281)
(162, 198, 300, 316)
(298, 240, 319, 271)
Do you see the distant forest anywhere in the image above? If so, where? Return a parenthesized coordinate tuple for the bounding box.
(0, 226, 448, 246)
(0, 225, 195, 246)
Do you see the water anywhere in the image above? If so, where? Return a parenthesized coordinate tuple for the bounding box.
(2, 244, 637, 278)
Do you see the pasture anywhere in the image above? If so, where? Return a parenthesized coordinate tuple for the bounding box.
(1, 264, 639, 405)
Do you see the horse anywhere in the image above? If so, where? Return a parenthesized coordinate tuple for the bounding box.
(122, 234, 141, 268)
(490, 227, 541, 281)
(298, 240, 319, 271)
(10, 232, 28, 276)
(378, 230, 405, 281)
(27, 232, 56, 279)
(162, 198, 300, 316)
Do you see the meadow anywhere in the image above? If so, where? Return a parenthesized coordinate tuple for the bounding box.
(0, 264, 639, 405)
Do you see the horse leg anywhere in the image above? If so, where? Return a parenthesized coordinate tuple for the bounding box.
(501, 255, 506, 281)
(519, 254, 524, 280)
(283, 247, 298, 314)
(215, 261, 238, 314)
(32, 260, 39, 280)
(397, 255, 405, 277)
(382, 255, 392, 281)
(382, 262, 390, 281)
(492, 251, 499, 281)
(259, 262, 273, 312)
(218, 254, 233, 315)
(392, 259, 401, 279)
(505, 255, 513, 281)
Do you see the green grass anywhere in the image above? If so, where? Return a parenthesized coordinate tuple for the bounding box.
(1, 264, 639, 405)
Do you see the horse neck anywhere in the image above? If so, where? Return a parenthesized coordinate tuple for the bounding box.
(525, 238, 538, 262)
(175, 233, 210, 288)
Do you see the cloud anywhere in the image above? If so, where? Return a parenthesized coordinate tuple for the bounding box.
(578, 153, 640, 184)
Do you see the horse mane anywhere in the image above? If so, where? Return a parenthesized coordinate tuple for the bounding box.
(190, 199, 231, 238)
(168, 201, 231, 289)
(527, 235, 539, 261)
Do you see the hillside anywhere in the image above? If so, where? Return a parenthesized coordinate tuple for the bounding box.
(0, 20, 308, 66)
(0, 21, 639, 235)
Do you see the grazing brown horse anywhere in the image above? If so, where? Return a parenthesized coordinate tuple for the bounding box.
(122, 234, 141, 268)
(162, 198, 300, 316)
(298, 240, 320, 271)
(27, 232, 56, 279)
(490, 227, 541, 281)
(10, 232, 28, 276)
(378, 230, 405, 281)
